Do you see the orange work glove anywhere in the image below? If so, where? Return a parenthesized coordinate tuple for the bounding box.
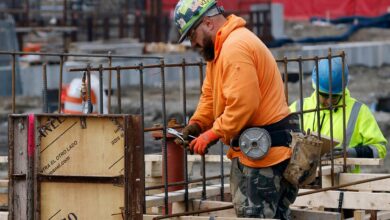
(189, 129, 220, 155)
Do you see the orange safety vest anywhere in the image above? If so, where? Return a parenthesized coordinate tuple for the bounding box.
(62, 79, 98, 114)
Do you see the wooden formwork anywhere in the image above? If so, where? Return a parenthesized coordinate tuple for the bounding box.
(8, 114, 143, 220)
(144, 155, 390, 220)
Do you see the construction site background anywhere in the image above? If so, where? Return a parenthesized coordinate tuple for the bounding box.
(0, 1, 390, 218)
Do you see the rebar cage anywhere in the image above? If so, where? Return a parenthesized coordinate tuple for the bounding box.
(1, 49, 355, 219)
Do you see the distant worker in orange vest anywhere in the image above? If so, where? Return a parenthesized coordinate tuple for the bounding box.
(62, 74, 108, 114)
(173, 0, 300, 219)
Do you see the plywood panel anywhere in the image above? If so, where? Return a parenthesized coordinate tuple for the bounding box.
(40, 182, 124, 220)
(38, 116, 125, 176)
(294, 190, 390, 210)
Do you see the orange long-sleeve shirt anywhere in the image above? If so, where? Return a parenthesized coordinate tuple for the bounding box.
(189, 15, 292, 168)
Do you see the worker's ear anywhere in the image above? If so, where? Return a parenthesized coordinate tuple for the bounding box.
(202, 16, 214, 32)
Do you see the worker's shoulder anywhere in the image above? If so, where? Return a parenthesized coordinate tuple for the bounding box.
(224, 27, 261, 47)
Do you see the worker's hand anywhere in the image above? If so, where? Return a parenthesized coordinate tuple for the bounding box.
(331, 147, 358, 158)
(174, 123, 201, 145)
(189, 129, 219, 155)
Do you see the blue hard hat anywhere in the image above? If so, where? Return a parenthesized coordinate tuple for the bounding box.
(312, 57, 349, 95)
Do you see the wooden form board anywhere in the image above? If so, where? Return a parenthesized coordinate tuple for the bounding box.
(38, 116, 125, 176)
(294, 189, 390, 210)
(8, 114, 143, 220)
(171, 200, 340, 220)
(323, 173, 390, 191)
(40, 182, 123, 220)
(145, 184, 230, 208)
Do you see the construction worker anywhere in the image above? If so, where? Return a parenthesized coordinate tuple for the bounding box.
(174, 0, 300, 218)
(290, 57, 387, 172)
(63, 74, 108, 114)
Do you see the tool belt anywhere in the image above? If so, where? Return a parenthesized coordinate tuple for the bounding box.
(230, 114, 300, 160)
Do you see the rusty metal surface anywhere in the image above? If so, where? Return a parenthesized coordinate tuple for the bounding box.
(126, 115, 144, 220)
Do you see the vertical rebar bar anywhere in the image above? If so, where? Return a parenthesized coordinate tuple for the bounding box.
(138, 63, 146, 212)
(108, 52, 112, 113)
(283, 57, 289, 103)
(198, 60, 207, 200)
(98, 64, 104, 114)
(327, 49, 335, 186)
(86, 65, 93, 114)
(341, 51, 347, 172)
(116, 66, 122, 114)
(11, 53, 16, 113)
(314, 56, 323, 186)
(220, 141, 224, 201)
(160, 60, 169, 214)
(58, 55, 64, 113)
(42, 63, 48, 113)
(298, 57, 304, 132)
(181, 58, 189, 211)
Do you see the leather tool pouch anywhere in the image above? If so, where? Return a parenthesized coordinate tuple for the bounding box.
(283, 132, 323, 186)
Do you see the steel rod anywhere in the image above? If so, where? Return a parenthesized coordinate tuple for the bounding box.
(98, 64, 104, 114)
(181, 58, 189, 212)
(42, 63, 48, 113)
(116, 67, 122, 114)
(58, 55, 64, 113)
(160, 60, 169, 214)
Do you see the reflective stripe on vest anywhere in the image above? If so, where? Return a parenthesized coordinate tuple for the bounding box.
(346, 102, 362, 146)
(63, 101, 98, 114)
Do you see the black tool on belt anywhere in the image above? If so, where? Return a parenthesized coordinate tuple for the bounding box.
(230, 114, 300, 160)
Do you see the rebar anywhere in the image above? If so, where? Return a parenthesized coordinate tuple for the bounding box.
(283, 56, 289, 103)
(58, 55, 64, 113)
(98, 64, 104, 114)
(327, 48, 335, 186)
(86, 65, 93, 114)
(341, 51, 347, 172)
(116, 66, 122, 114)
(181, 58, 189, 212)
(138, 62, 146, 213)
(160, 59, 169, 214)
(108, 52, 112, 113)
(298, 56, 304, 132)
(42, 63, 48, 113)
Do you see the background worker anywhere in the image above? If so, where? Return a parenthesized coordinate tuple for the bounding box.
(174, 0, 300, 218)
(290, 57, 387, 172)
(62, 74, 108, 114)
